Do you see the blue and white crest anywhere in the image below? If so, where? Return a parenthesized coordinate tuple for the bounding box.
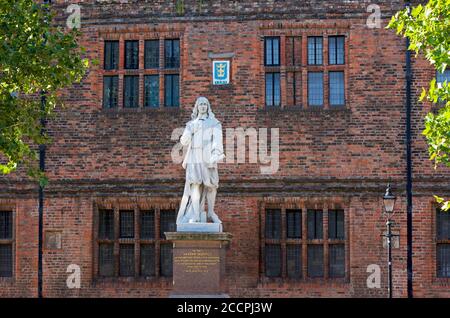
(212, 60, 230, 85)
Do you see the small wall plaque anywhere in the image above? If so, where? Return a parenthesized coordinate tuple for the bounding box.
(212, 60, 230, 85)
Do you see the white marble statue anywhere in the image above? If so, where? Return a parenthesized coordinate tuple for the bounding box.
(176, 97, 225, 226)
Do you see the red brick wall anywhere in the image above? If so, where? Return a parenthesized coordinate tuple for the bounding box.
(0, 0, 449, 297)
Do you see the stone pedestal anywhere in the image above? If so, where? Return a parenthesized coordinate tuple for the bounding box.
(165, 232, 232, 297)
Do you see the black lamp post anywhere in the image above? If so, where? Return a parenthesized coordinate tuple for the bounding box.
(383, 183, 397, 298)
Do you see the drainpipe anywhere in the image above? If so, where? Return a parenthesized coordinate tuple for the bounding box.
(38, 0, 51, 299)
(405, 1, 413, 299)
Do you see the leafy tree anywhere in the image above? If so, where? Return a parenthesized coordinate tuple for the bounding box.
(388, 0, 450, 210)
(0, 0, 89, 186)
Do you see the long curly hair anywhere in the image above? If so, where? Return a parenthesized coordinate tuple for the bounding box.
(191, 96, 216, 120)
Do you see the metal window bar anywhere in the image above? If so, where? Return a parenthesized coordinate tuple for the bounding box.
(102, 76, 118, 109)
(264, 37, 280, 66)
(124, 76, 139, 108)
(120, 210, 134, 238)
(328, 210, 345, 240)
(124, 40, 139, 69)
(265, 244, 281, 277)
(119, 244, 135, 277)
(104, 41, 119, 70)
(144, 40, 159, 69)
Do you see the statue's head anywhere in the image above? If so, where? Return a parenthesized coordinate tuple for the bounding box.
(192, 96, 215, 120)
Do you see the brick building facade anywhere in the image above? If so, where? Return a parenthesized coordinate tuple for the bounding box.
(0, 0, 449, 297)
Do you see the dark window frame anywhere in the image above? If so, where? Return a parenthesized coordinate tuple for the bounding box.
(123, 75, 140, 108)
(164, 74, 180, 107)
(95, 205, 176, 280)
(124, 40, 139, 70)
(144, 40, 160, 69)
(102, 76, 119, 109)
(436, 208, 450, 278)
(307, 71, 324, 107)
(104, 40, 119, 70)
(307, 36, 323, 66)
(265, 72, 281, 107)
(164, 39, 180, 69)
(261, 203, 347, 282)
(329, 71, 346, 107)
(0, 209, 14, 279)
(328, 36, 345, 65)
(264, 37, 281, 67)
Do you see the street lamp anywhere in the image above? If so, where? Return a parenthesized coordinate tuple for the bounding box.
(383, 183, 397, 298)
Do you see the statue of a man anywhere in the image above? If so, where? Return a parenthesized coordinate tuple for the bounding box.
(176, 97, 225, 225)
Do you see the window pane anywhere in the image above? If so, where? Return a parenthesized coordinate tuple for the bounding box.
(329, 71, 345, 106)
(307, 210, 323, 239)
(102, 76, 118, 109)
(329, 244, 345, 278)
(265, 209, 281, 239)
(437, 244, 450, 278)
(0, 211, 12, 239)
(329, 210, 345, 239)
(286, 209, 301, 239)
(165, 39, 180, 68)
(140, 244, 155, 277)
(272, 38, 280, 65)
(119, 244, 135, 277)
(308, 72, 323, 106)
(437, 70, 450, 85)
(265, 38, 273, 65)
(125, 40, 139, 69)
(265, 244, 281, 277)
(144, 75, 159, 108)
(98, 243, 114, 276)
(265, 73, 273, 106)
(104, 41, 119, 70)
(160, 210, 176, 239)
(160, 243, 173, 277)
(273, 73, 281, 106)
(437, 208, 450, 240)
(99, 209, 114, 240)
(120, 210, 134, 238)
(164, 75, 179, 107)
(124, 76, 139, 108)
(0, 244, 12, 277)
(141, 210, 155, 239)
(287, 245, 302, 278)
(308, 37, 322, 65)
(329, 36, 344, 65)
(307, 245, 324, 277)
(145, 40, 159, 69)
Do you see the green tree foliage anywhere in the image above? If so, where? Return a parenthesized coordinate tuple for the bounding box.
(388, 0, 450, 209)
(0, 0, 89, 186)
